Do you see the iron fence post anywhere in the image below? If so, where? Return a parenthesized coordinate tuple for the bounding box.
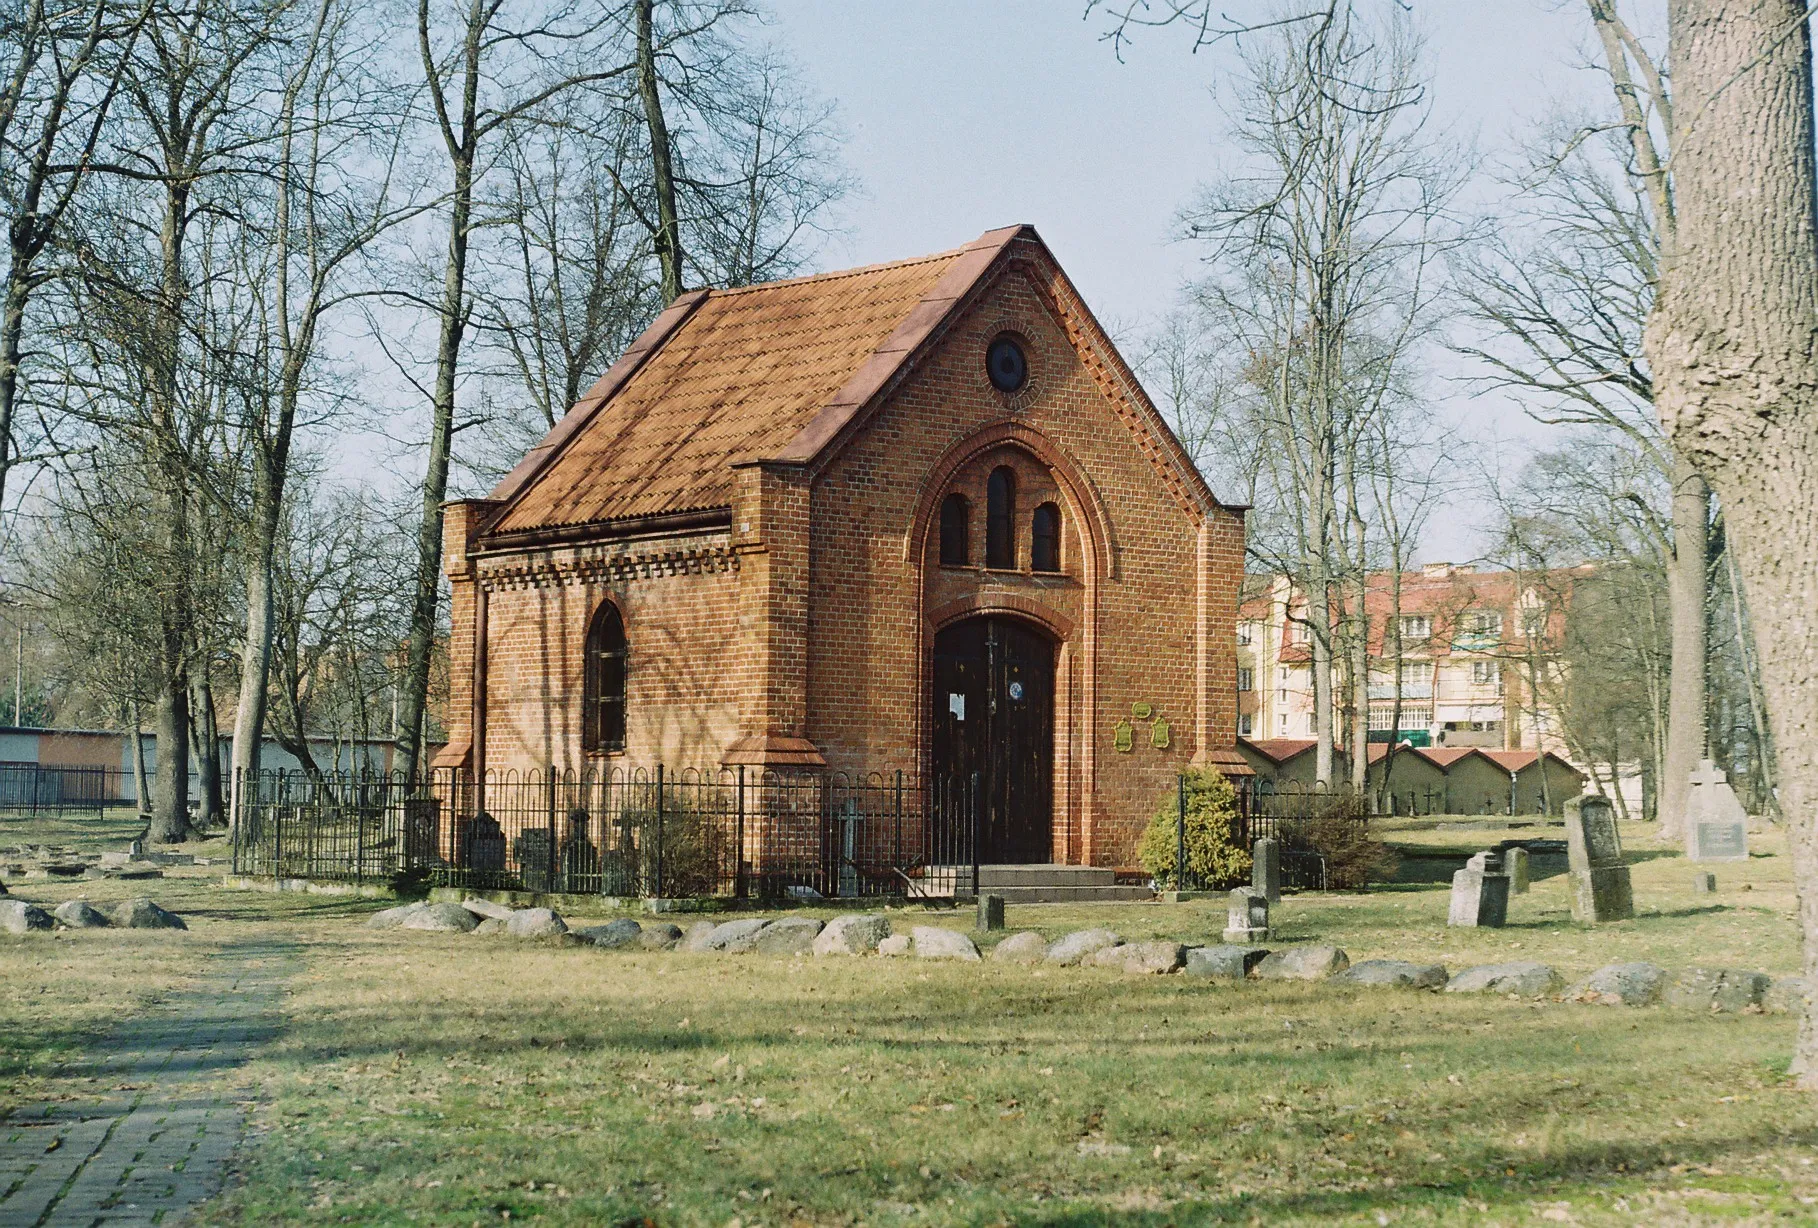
(735, 765, 746, 900)
(969, 770, 980, 902)
(655, 764, 665, 900)
(893, 770, 903, 875)
(1176, 772, 1188, 892)
(231, 770, 242, 873)
(354, 776, 366, 886)
(274, 773, 284, 874)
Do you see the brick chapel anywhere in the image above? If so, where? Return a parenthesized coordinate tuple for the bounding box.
(438, 225, 1249, 869)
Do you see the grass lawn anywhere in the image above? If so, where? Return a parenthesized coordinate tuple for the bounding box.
(3, 821, 1813, 1225)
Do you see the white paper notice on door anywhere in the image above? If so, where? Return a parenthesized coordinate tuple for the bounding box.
(948, 692, 966, 720)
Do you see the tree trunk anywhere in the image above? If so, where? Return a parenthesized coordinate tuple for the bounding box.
(129, 701, 149, 817)
(0, 273, 28, 532)
(1649, 0, 1818, 1085)
(396, 153, 472, 783)
(149, 665, 189, 844)
(229, 471, 281, 825)
(190, 673, 222, 830)
(636, 0, 685, 301)
(1658, 456, 1710, 838)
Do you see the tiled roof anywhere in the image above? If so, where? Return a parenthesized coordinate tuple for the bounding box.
(1238, 738, 1317, 764)
(488, 230, 1019, 533)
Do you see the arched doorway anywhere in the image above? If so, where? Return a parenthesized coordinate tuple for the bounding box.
(931, 616, 1056, 863)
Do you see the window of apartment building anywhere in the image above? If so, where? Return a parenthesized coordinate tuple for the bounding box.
(1276, 686, 1288, 704)
(1237, 666, 1254, 692)
(1399, 614, 1431, 641)
(1307, 711, 1318, 734)
(1287, 620, 1308, 643)
(1236, 621, 1255, 646)
(1279, 712, 1289, 732)
(1521, 606, 1546, 639)
(1468, 609, 1503, 637)
(1238, 713, 1254, 736)
(1369, 704, 1432, 731)
(1471, 660, 1502, 687)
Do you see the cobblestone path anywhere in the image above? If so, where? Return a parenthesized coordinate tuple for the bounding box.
(0, 938, 297, 1226)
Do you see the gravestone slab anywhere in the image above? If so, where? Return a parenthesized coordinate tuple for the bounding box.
(1504, 847, 1530, 894)
(1685, 760, 1750, 862)
(976, 893, 1005, 932)
(1182, 945, 1270, 979)
(1252, 838, 1282, 903)
(1223, 887, 1270, 943)
(1564, 794, 1633, 922)
(1692, 871, 1717, 894)
(1447, 863, 1509, 928)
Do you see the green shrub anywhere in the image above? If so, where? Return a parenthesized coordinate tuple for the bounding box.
(1138, 767, 1252, 889)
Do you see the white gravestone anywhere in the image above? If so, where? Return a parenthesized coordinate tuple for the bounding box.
(1223, 887, 1270, 943)
(1684, 760, 1750, 863)
(1449, 852, 1509, 928)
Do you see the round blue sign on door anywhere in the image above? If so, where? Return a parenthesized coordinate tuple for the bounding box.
(1008, 681, 1024, 700)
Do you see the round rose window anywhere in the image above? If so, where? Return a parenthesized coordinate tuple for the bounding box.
(987, 334, 1028, 393)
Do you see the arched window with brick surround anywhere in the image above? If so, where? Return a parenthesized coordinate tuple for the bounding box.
(986, 466, 1016, 568)
(1031, 501, 1061, 572)
(939, 493, 970, 566)
(583, 600, 628, 753)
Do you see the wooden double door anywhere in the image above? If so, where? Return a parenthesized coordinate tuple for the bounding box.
(930, 616, 1056, 864)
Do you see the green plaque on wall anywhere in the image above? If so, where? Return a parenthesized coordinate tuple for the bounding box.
(1131, 701, 1153, 720)
(1151, 718, 1171, 750)
(1113, 719, 1134, 752)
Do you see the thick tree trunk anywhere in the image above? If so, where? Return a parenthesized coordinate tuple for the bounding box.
(1659, 457, 1710, 838)
(190, 674, 221, 830)
(636, 0, 685, 301)
(1650, 0, 1818, 1084)
(129, 701, 149, 816)
(229, 476, 281, 824)
(149, 666, 190, 844)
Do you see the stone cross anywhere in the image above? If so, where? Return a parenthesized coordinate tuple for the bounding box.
(1564, 794, 1633, 922)
(1252, 837, 1281, 903)
(1448, 852, 1509, 928)
(1223, 887, 1270, 943)
(1684, 760, 1750, 863)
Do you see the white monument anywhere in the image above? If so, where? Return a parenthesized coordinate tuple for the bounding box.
(1684, 760, 1750, 863)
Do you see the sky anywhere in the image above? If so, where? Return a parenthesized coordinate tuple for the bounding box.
(765, 0, 1624, 563)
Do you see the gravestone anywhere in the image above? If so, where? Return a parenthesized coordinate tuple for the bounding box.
(462, 812, 507, 875)
(1504, 846, 1530, 894)
(1692, 871, 1717, 894)
(1223, 887, 1269, 943)
(1684, 760, 1750, 863)
(1448, 852, 1509, 928)
(1252, 838, 1282, 903)
(976, 892, 1005, 931)
(1564, 794, 1633, 922)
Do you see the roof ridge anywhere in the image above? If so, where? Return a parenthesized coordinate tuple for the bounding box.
(705, 248, 965, 297)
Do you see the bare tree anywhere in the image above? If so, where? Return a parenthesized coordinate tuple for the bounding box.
(0, 0, 147, 534)
(1639, 0, 1818, 1084)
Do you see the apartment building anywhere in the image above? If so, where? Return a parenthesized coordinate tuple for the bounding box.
(1235, 563, 1583, 754)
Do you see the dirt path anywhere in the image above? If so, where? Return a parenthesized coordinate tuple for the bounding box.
(0, 937, 297, 1227)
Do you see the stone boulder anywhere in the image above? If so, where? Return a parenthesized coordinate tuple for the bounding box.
(576, 918, 643, 949)
(1332, 959, 1447, 990)
(1183, 945, 1270, 980)
(473, 917, 507, 935)
(1565, 962, 1667, 1006)
(401, 901, 480, 933)
(1764, 976, 1809, 1015)
(680, 920, 721, 951)
(0, 899, 53, 933)
(52, 900, 111, 929)
(878, 933, 911, 957)
(367, 902, 427, 929)
(112, 898, 187, 930)
(505, 908, 568, 938)
(743, 916, 824, 955)
(1254, 945, 1349, 981)
(1445, 961, 1562, 997)
(1045, 928, 1122, 967)
(911, 926, 981, 961)
(460, 896, 515, 921)
(1662, 967, 1769, 1013)
(988, 931, 1049, 964)
(1117, 940, 1186, 975)
(639, 922, 684, 951)
(812, 913, 891, 957)
(699, 918, 770, 951)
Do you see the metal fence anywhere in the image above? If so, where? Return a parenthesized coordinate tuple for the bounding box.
(0, 763, 136, 814)
(233, 765, 981, 900)
(1163, 776, 1371, 893)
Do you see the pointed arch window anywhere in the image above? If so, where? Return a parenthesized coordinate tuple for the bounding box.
(986, 466, 1016, 568)
(1031, 501, 1061, 572)
(939, 493, 970, 566)
(584, 600, 628, 753)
